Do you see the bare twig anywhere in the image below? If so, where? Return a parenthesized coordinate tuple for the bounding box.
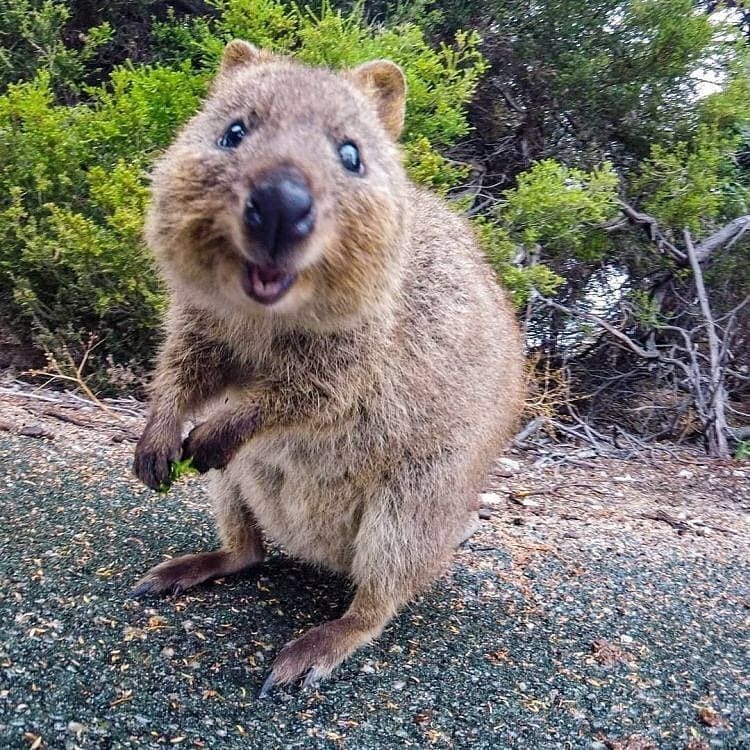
(535, 294, 659, 360)
(616, 200, 686, 261)
(509, 482, 607, 502)
(496, 84, 526, 114)
(24, 335, 124, 420)
(642, 510, 735, 536)
(728, 425, 750, 441)
(1, 381, 146, 417)
(513, 417, 546, 447)
(41, 407, 91, 427)
(642, 510, 699, 535)
(684, 229, 730, 458)
(465, 196, 496, 217)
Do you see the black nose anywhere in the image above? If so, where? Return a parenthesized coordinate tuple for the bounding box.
(244, 167, 315, 256)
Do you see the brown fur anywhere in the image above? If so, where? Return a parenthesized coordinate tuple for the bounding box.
(133, 40, 525, 690)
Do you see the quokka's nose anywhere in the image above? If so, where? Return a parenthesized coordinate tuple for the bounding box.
(244, 167, 315, 255)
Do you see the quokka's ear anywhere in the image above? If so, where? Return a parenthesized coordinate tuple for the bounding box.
(348, 60, 407, 140)
(219, 39, 265, 76)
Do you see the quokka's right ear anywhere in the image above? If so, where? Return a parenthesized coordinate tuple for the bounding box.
(219, 39, 265, 76)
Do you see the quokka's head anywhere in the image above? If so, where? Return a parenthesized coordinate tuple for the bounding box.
(146, 40, 409, 326)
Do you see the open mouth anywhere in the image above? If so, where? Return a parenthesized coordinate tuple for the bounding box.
(241, 262, 297, 305)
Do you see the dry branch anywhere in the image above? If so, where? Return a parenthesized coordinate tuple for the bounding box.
(693, 215, 750, 262)
(684, 229, 730, 458)
(535, 295, 659, 360)
(616, 200, 750, 266)
(513, 416, 546, 446)
(24, 335, 123, 420)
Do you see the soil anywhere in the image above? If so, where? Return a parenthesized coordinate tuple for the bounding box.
(0, 383, 747, 749)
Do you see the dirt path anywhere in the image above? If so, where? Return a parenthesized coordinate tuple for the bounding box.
(0, 386, 748, 749)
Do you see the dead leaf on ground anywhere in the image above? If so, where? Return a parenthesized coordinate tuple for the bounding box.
(605, 736, 657, 750)
(697, 706, 729, 728)
(486, 649, 511, 664)
(591, 638, 629, 666)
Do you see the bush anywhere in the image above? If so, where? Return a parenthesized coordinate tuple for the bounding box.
(475, 160, 620, 306)
(0, 0, 114, 96)
(0, 0, 487, 391)
(0, 64, 206, 387)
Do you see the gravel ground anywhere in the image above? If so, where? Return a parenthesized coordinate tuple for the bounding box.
(0, 390, 748, 749)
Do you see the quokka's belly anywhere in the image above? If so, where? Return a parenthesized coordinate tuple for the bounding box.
(226, 431, 367, 574)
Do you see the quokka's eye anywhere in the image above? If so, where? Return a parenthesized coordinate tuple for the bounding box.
(338, 141, 363, 174)
(218, 121, 247, 149)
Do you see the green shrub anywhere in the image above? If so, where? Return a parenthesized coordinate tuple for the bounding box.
(155, 1, 488, 185)
(474, 160, 620, 306)
(502, 160, 619, 259)
(0, 65, 206, 386)
(0, 0, 113, 95)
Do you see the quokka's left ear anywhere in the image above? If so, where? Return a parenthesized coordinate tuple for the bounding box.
(347, 60, 407, 140)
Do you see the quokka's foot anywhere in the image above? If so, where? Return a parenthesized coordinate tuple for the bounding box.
(259, 613, 377, 697)
(131, 548, 263, 597)
(458, 512, 481, 546)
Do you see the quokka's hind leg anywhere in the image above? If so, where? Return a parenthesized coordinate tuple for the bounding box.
(260, 484, 459, 695)
(131, 477, 264, 597)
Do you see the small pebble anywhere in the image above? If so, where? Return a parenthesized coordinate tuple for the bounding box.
(19, 423, 53, 439)
(479, 492, 502, 505)
(497, 457, 521, 473)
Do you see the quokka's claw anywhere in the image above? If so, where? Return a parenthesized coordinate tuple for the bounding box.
(258, 671, 277, 699)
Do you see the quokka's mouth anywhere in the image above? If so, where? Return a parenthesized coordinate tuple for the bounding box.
(241, 262, 297, 305)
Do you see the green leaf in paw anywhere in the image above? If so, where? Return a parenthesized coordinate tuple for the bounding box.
(157, 457, 199, 494)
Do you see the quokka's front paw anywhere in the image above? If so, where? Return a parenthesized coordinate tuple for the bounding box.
(133, 426, 182, 490)
(180, 421, 232, 473)
(181, 410, 259, 473)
